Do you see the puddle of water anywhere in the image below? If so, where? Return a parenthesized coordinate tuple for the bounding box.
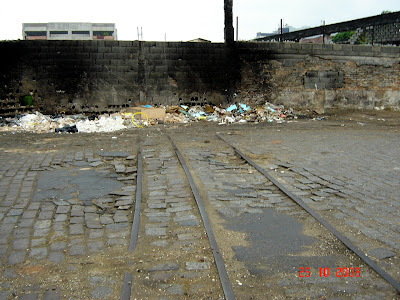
(33, 165, 123, 205)
(226, 209, 336, 275)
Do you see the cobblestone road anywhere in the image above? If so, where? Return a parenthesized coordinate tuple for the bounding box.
(0, 111, 399, 299)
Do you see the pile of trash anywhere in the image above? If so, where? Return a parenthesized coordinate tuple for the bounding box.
(164, 102, 293, 125)
(0, 112, 129, 133)
(0, 102, 297, 133)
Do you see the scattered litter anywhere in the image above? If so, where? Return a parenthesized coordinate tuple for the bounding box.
(0, 101, 310, 133)
(55, 124, 78, 133)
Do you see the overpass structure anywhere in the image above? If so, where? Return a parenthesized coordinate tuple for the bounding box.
(256, 11, 400, 45)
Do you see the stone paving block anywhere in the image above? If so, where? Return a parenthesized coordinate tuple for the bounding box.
(173, 215, 197, 222)
(34, 220, 51, 229)
(7, 208, 23, 216)
(148, 262, 179, 272)
(31, 238, 46, 247)
(3, 268, 18, 278)
(89, 229, 104, 239)
(114, 164, 126, 173)
(368, 247, 396, 260)
(86, 221, 103, 229)
(52, 199, 70, 206)
(56, 206, 70, 214)
(117, 205, 131, 210)
(178, 219, 199, 226)
(48, 252, 65, 263)
(33, 228, 50, 237)
(146, 228, 167, 236)
(50, 241, 67, 251)
(160, 284, 184, 295)
(3, 216, 18, 224)
(17, 294, 39, 300)
(70, 206, 84, 217)
(146, 212, 171, 218)
(113, 214, 129, 223)
(69, 224, 84, 235)
(123, 185, 136, 193)
(115, 199, 133, 207)
(29, 247, 47, 259)
(177, 233, 201, 240)
(149, 190, 166, 196)
(359, 227, 382, 239)
(90, 161, 104, 167)
(107, 238, 127, 246)
(84, 206, 97, 213)
(100, 215, 114, 225)
(8, 251, 26, 265)
(107, 230, 130, 239)
(70, 245, 85, 256)
(88, 241, 105, 252)
(166, 206, 192, 213)
(105, 223, 129, 231)
(185, 262, 210, 270)
(152, 240, 168, 247)
(40, 204, 56, 211)
(243, 208, 263, 214)
(98, 151, 130, 158)
(38, 211, 54, 220)
(0, 245, 7, 256)
(54, 214, 67, 222)
(70, 216, 84, 224)
(12, 239, 29, 251)
(17, 218, 35, 227)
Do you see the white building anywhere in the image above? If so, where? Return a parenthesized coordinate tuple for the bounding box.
(22, 22, 117, 40)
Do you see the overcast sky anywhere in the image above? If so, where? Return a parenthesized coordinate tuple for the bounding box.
(1, 0, 399, 42)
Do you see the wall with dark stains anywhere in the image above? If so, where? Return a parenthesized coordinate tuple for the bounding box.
(235, 42, 400, 111)
(0, 40, 399, 115)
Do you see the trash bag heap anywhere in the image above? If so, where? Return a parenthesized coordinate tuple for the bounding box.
(0, 102, 298, 133)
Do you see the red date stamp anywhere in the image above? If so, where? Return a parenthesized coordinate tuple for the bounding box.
(299, 267, 361, 278)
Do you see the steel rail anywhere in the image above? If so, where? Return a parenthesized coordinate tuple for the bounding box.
(216, 133, 400, 294)
(168, 135, 236, 300)
(128, 147, 143, 252)
(120, 272, 132, 300)
(121, 146, 143, 299)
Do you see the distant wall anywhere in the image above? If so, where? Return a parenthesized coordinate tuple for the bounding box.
(236, 42, 400, 111)
(0, 40, 399, 114)
(0, 40, 234, 114)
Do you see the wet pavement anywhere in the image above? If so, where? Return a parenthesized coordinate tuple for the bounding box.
(0, 110, 399, 299)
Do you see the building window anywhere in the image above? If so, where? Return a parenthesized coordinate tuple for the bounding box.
(24, 31, 47, 40)
(93, 31, 113, 37)
(50, 31, 68, 37)
(72, 31, 90, 36)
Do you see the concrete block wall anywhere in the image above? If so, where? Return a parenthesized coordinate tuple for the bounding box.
(0, 40, 232, 114)
(0, 40, 399, 114)
(365, 23, 400, 44)
(235, 42, 400, 110)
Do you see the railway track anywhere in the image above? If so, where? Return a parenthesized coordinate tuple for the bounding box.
(120, 131, 399, 299)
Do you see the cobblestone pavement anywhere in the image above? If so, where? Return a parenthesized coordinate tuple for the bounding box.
(0, 111, 399, 299)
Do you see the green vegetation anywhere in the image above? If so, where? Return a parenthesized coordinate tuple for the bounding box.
(20, 95, 33, 106)
(332, 31, 354, 43)
(381, 10, 392, 14)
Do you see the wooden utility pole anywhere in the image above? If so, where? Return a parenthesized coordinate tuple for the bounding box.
(224, 0, 234, 46)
